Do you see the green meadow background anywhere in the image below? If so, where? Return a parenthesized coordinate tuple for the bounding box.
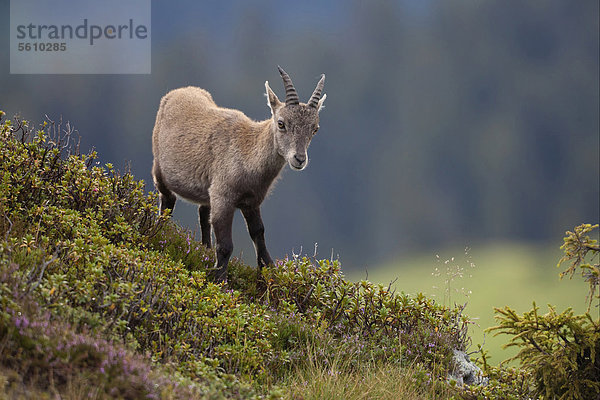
(348, 242, 589, 364)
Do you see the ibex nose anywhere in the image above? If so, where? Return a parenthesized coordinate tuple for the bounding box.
(294, 154, 306, 165)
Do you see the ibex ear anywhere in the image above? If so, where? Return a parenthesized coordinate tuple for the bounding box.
(265, 81, 282, 115)
(317, 93, 327, 112)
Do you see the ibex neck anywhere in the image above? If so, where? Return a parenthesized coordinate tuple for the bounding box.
(250, 119, 286, 176)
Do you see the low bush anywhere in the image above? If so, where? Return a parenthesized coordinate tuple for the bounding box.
(262, 256, 470, 375)
(485, 224, 600, 400)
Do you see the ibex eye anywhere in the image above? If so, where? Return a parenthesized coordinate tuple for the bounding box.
(277, 120, 285, 130)
(314, 126, 319, 134)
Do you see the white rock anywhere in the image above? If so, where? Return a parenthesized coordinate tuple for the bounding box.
(448, 349, 488, 386)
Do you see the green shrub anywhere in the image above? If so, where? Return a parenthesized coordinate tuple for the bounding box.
(559, 223, 600, 312)
(262, 256, 470, 375)
(487, 224, 600, 400)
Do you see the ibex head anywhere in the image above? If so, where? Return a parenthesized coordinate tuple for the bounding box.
(265, 66, 326, 171)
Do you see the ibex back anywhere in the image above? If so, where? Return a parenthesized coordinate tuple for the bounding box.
(152, 67, 326, 282)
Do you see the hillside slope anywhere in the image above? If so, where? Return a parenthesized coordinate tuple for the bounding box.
(0, 113, 538, 399)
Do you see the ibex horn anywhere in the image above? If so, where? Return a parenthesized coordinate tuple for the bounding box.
(278, 66, 299, 105)
(307, 74, 325, 109)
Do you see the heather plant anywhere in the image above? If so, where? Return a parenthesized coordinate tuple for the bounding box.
(487, 224, 600, 400)
(0, 261, 200, 399)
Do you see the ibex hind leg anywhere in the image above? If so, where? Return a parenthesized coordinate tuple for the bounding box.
(152, 162, 177, 214)
(198, 205, 212, 248)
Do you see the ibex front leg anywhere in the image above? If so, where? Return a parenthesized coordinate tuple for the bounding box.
(211, 201, 234, 283)
(242, 207, 274, 273)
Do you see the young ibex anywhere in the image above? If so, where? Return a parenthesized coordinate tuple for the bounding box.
(152, 67, 326, 282)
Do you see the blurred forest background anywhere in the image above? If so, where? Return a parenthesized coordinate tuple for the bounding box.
(1, 0, 598, 273)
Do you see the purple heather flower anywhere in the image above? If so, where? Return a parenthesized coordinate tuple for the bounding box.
(14, 315, 30, 330)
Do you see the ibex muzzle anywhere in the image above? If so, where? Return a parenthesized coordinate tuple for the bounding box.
(152, 67, 326, 282)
